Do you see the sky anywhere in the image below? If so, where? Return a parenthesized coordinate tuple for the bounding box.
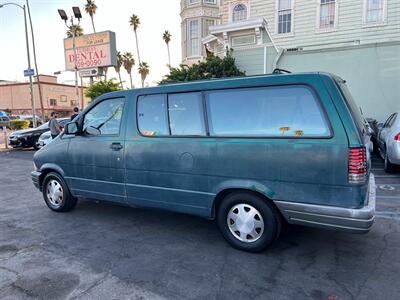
(0, 0, 182, 87)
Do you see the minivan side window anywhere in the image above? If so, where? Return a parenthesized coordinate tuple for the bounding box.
(168, 93, 206, 136)
(137, 94, 169, 136)
(83, 98, 124, 135)
(206, 86, 330, 137)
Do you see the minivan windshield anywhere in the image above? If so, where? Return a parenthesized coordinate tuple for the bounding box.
(336, 80, 367, 135)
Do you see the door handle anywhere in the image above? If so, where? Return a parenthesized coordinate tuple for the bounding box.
(110, 142, 123, 151)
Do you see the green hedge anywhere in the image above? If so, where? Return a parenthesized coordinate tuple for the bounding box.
(9, 120, 30, 130)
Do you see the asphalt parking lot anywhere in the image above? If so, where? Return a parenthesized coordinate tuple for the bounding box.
(0, 150, 399, 300)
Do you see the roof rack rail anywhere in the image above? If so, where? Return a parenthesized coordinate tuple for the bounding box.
(272, 68, 292, 74)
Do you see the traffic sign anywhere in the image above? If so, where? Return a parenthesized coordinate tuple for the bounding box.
(79, 68, 103, 77)
(24, 68, 35, 77)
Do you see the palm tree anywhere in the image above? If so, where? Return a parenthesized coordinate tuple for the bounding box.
(163, 30, 172, 67)
(129, 14, 141, 65)
(123, 52, 135, 89)
(84, 0, 97, 33)
(114, 51, 123, 88)
(66, 24, 84, 38)
(138, 62, 150, 88)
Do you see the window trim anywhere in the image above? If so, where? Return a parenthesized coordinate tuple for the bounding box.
(188, 0, 199, 6)
(315, 0, 339, 33)
(188, 19, 200, 58)
(135, 84, 334, 140)
(81, 97, 125, 137)
(231, 34, 256, 47)
(275, 0, 295, 36)
(362, 0, 387, 27)
(232, 3, 248, 22)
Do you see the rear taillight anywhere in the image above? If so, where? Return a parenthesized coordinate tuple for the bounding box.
(348, 147, 367, 184)
(395, 132, 400, 141)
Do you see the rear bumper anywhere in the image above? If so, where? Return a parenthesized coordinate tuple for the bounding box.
(274, 174, 376, 234)
(31, 171, 42, 190)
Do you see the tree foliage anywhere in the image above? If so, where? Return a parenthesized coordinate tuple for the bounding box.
(85, 79, 122, 101)
(159, 50, 245, 85)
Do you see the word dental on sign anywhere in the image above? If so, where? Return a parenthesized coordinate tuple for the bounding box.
(64, 31, 117, 71)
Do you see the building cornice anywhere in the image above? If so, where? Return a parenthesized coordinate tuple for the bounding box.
(209, 17, 267, 35)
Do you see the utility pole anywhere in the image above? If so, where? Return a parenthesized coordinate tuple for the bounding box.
(26, 0, 45, 121)
(0, 2, 36, 127)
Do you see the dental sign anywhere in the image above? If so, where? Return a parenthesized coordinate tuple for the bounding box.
(64, 31, 117, 71)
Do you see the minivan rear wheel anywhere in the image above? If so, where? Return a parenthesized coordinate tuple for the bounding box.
(217, 192, 281, 252)
(42, 172, 77, 212)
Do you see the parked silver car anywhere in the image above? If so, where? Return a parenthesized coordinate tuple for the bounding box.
(378, 112, 400, 172)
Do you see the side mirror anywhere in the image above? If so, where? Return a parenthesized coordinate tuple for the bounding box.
(85, 125, 101, 136)
(64, 122, 79, 135)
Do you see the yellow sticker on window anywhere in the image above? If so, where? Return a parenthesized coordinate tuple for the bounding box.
(143, 131, 156, 136)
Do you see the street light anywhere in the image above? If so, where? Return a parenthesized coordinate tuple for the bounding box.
(58, 7, 82, 109)
(0, 2, 37, 127)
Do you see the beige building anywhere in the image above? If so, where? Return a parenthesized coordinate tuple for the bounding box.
(0, 75, 90, 119)
(180, 0, 400, 121)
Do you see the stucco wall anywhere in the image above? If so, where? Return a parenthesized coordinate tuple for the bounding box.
(277, 42, 400, 122)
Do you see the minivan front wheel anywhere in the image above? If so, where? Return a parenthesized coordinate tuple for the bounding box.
(217, 192, 281, 252)
(42, 172, 77, 212)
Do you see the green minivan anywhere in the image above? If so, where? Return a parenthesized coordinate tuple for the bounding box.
(32, 72, 375, 252)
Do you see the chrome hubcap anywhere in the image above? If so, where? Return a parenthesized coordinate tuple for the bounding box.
(46, 179, 63, 208)
(227, 204, 264, 243)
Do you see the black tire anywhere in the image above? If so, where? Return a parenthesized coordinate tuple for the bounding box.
(42, 172, 77, 212)
(33, 137, 40, 150)
(217, 192, 281, 253)
(384, 152, 397, 173)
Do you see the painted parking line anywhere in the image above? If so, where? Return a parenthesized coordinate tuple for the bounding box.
(376, 195, 400, 200)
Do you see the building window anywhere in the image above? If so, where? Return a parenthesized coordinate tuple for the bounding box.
(277, 0, 293, 34)
(60, 95, 67, 102)
(188, 0, 198, 5)
(49, 99, 57, 106)
(189, 20, 199, 56)
(231, 34, 256, 46)
(232, 4, 247, 22)
(70, 100, 78, 107)
(364, 0, 386, 25)
(204, 19, 215, 35)
(319, 0, 337, 29)
(204, 0, 217, 4)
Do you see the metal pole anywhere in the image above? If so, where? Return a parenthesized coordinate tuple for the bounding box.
(26, 0, 45, 121)
(80, 75, 84, 109)
(23, 5, 36, 127)
(71, 18, 80, 110)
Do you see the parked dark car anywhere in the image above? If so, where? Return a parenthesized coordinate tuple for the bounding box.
(8, 118, 69, 150)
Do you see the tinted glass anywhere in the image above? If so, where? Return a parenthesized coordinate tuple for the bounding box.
(387, 113, 397, 128)
(336, 81, 367, 134)
(83, 98, 124, 135)
(207, 86, 330, 137)
(168, 93, 205, 136)
(137, 95, 169, 136)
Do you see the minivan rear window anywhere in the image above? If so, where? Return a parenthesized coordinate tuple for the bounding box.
(137, 95, 169, 136)
(336, 80, 367, 135)
(206, 86, 330, 137)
